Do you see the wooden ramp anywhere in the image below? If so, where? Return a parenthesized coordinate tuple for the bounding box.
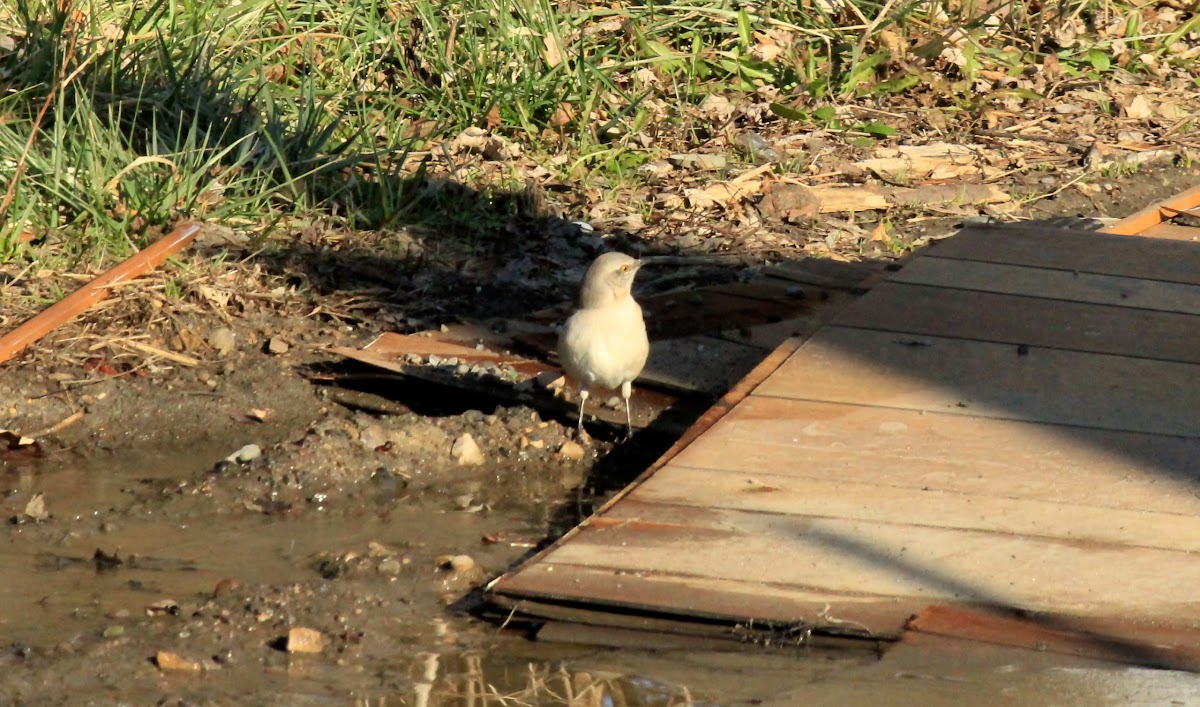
(484, 187, 1200, 665)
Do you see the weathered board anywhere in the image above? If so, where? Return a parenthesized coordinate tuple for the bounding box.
(484, 186, 1200, 665)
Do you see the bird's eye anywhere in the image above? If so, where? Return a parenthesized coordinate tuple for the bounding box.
(620, 264, 629, 272)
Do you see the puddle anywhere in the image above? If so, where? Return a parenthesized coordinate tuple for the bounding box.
(5, 444, 1200, 704)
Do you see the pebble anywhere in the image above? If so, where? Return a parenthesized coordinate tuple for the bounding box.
(360, 424, 389, 450)
(102, 625, 125, 639)
(156, 650, 203, 672)
(450, 433, 484, 466)
(209, 328, 236, 356)
(557, 440, 585, 461)
(286, 627, 326, 654)
(226, 444, 261, 463)
(378, 558, 403, 575)
(267, 336, 290, 355)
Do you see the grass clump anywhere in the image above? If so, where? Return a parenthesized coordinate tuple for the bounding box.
(0, 0, 1197, 261)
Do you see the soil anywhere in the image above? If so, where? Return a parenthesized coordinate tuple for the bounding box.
(2, 165, 1199, 705)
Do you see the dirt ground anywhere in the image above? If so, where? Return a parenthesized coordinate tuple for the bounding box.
(1, 165, 1199, 705)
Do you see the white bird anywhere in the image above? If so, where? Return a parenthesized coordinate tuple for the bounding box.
(558, 252, 649, 438)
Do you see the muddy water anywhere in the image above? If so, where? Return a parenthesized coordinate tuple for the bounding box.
(5, 447, 1200, 704)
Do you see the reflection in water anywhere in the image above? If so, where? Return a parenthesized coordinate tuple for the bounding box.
(429, 652, 698, 707)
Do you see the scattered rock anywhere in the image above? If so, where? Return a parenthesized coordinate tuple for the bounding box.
(450, 433, 484, 466)
(225, 444, 261, 464)
(360, 423, 389, 450)
(23, 493, 48, 522)
(267, 336, 290, 355)
(209, 328, 236, 356)
(146, 599, 181, 617)
(557, 440, 585, 461)
(377, 558, 403, 575)
(286, 627, 325, 654)
(155, 650, 203, 672)
(101, 626, 124, 639)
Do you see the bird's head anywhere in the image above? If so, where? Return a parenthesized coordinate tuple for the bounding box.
(578, 252, 642, 308)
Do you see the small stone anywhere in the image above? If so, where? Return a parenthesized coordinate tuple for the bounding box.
(557, 440, 585, 461)
(378, 558, 402, 575)
(360, 424, 389, 450)
(286, 627, 325, 654)
(102, 625, 125, 639)
(156, 650, 203, 672)
(437, 554, 476, 573)
(451, 433, 484, 466)
(529, 439, 545, 449)
(23, 493, 48, 522)
(225, 444, 261, 464)
(145, 599, 180, 617)
(267, 336, 290, 355)
(209, 328, 236, 356)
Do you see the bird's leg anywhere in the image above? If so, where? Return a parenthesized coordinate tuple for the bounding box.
(621, 380, 634, 440)
(576, 388, 589, 433)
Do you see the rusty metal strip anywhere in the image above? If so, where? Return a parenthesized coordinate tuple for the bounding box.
(907, 605, 1200, 672)
(0, 221, 201, 366)
(1105, 183, 1200, 236)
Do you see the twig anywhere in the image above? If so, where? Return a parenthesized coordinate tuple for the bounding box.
(120, 340, 200, 367)
(29, 410, 84, 438)
(971, 128, 1086, 150)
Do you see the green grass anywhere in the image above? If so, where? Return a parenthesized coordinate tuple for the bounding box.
(0, 0, 1196, 262)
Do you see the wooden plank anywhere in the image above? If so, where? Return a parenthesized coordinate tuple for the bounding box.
(764, 258, 886, 291)
(627, 465, 1200, 553)
(493, 563, 914, 637)
(1140, 222, 1200, 242)
(485, 337, 806, 597)
(926, 225, 1200, 285)
(541, 501, 1200, 620)
(907, 605, 1200, 672)
(833, 282, 1200, 363)
(891, 258, 1200, 315)
(1105, 183, 1200, 236)
(754, 326, 1200, 437)
(666, 397, 1200, 515)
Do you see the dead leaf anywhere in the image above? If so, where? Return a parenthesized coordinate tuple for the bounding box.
(542, 33, 563, 68)
(870, 222, 892, 244)
(1123, 94, 1154, 120)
